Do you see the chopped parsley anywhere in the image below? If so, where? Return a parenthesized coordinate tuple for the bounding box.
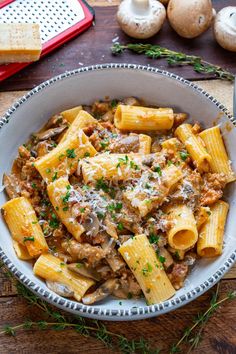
(82, 185, 90, 191)
(23, 236, 35, 242)
(100, 138, 109, 149)
(76, 263, 83, 268)
(127, 292, 133, 299)
(107, 202, 123, 213)
(158, 255, 166, 264)
(207, 210, 211, 216)
(149, 234, 160, 244)
(80, 208, 85, 213)
(49, 213, 60, 229)
(46, 168, 51, 174)
(130, 160, 140, 170)
(167, 160, 173, 166)
(96, 211, 105, 219)
(110, 99, 118, 108)
(95, 177, 109, 193)
(61, 186, 71, 204)
(60, 262, 65, 266)
(117, 222, 124, 231)
(63, 206, 69, 212)
(179, 151, 189, 161)
(153, 164, 162, 176)
(52, 171, 58, 182)
(58, 153, 65, 161)
(142, 263, 153, 276)
(174, 251, 180, 260)
(32, 221, 38, 225)
(31, 182, 37, 189)
(66, 149, 76, 158)
(116, 155, 129, 168)
(84, 152, 90, 158)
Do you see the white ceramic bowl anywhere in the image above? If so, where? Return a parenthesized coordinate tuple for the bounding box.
(0, 64, 236, 321)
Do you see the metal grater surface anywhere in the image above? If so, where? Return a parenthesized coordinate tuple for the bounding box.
(0, 0, 85, 43)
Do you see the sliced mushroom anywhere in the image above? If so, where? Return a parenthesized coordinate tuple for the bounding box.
(104, 216, 118, 239)
(102, 236, 126, 272)
(34, 125, 67, 141)
(3, 173, 21, 199)
(82, 279, 119, 304)
(117, 0, 166, 39)
(214, 7, 236, 52)
(83, 213, 100, 237)
(109, 134, 140, 153)
(46, 280, 74, 298)
(44, 114, 64, 129)
(122, 97, 140, 106)
(67, 263, 101, 281)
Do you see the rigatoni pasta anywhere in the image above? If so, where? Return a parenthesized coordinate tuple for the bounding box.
(114, 105, 174, 130)
(47, 177, 85, 241)
(33, 253, 94, 301)
(2, 96, 234, 306)
(197, 200, 229, 257)
(2, 197, 48, 257)
(119, 234, 175, 304)
(199, 126, 236, 183)
(166, 204, 198, 250)
(175, 123, 212, 172)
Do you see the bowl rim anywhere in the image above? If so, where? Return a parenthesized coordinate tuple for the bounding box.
(0, 63, 236, 321)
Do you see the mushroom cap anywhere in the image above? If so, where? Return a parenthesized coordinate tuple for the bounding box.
(117, 0, 166, 39)
(167, 0, 213, 38)
(214, 6, 236, 52)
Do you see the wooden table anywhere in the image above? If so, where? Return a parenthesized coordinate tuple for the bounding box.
(0, 1, 236, 353)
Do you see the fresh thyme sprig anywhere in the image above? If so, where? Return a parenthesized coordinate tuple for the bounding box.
(111, 43, 235, 82)
(170, 283, 236, 353)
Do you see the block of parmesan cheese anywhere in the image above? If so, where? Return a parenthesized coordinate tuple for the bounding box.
(0, 23, 42, 64)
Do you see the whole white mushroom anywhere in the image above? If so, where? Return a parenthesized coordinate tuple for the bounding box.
(214, 7, 236, 52)
(167, 0, 213, 39)
(117, 0, 166, 39)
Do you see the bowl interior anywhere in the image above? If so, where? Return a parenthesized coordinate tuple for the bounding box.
(0, 65, 235, 320)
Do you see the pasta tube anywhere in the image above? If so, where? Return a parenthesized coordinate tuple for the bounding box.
(166, 204, 198, 250)
(2, 197, 48, 257)
(12, 240, 33, 260)
(119, 234, 175, 304)
(138, 134, 152, 154)
(175, 124, 212, 172)
(161, 137, 182, 153)
(33, 253, 94, 301)
(47, 177, 85, 241)
(114, 105, 174, 131)
(124, 165, 183, 217)
(60, 106, 82, 123)
(197, 200, 229, 257)
(60, 110, 103, 144)
(199, 126, 236, 183)
(34, 129, 97, 183)
(81, 153, 142, 183)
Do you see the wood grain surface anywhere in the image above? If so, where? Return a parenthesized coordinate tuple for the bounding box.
(1, 0, 236, 91)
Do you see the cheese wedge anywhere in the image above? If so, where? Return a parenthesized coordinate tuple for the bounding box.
(0, 23, 42, 64)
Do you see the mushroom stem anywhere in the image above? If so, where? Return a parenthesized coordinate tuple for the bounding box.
(132, 0, 149, 11)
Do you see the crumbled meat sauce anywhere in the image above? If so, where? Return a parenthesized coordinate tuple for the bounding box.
(2, 97, 233, 305)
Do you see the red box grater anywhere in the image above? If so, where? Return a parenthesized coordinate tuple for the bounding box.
(0, 0, 94, 81)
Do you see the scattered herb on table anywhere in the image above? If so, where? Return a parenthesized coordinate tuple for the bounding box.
(111, 43, 235, 82)
(0, 263, 235, 353)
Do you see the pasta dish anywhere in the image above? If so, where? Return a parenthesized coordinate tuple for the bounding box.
(1, 97, 235, 305)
